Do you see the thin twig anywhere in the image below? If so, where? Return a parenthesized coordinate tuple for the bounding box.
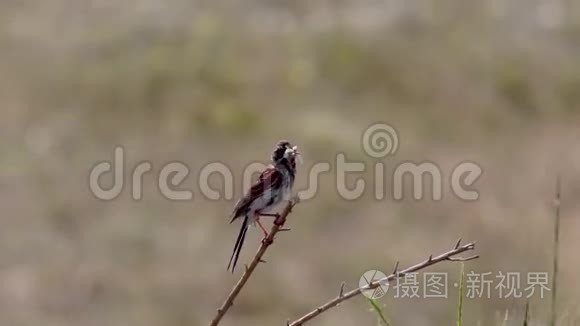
(210, 200, 297, 326)
(550, 176, 561, 326)
(448, 255, 479, 262)
(288, 241, 478, 326)
(523, 299, 529, 326)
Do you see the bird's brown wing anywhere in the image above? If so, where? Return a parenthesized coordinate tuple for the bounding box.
(229, 166, 283, 223)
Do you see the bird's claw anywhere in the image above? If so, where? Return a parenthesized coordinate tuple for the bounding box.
(290, 193, 301, 205)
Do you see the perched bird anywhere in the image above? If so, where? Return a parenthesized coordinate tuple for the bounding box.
(227, 140, 299, 273)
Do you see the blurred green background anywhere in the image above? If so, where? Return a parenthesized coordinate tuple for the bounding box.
(2, 0, 580, 325)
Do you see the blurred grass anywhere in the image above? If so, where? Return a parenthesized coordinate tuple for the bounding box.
(368, 298, 391, 326)
(551, 178, 562, 326)
(1, 1, 580, 325)
(457, 263, 465, 326)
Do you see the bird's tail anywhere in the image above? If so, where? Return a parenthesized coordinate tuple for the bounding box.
(227, 215, 249, 273)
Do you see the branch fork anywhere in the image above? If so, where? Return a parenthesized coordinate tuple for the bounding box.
(287, 239, 478, 326)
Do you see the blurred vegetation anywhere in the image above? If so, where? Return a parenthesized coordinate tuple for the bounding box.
(1, 0, 580, 325)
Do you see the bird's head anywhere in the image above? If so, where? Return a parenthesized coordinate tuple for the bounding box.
(271, 140, 300, 168)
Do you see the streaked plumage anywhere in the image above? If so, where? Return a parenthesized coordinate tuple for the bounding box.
(227, 141, 298, 273)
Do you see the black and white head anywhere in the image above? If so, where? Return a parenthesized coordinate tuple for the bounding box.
(271, 140, 300, 172)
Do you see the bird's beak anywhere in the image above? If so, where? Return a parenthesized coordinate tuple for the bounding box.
(293, 146, 302, 164)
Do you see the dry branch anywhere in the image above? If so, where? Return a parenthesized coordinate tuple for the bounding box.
(288, 240, 478, 326)
(210, 200, 297, 326)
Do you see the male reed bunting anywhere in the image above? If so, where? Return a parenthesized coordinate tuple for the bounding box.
(227, 140, 299, 273)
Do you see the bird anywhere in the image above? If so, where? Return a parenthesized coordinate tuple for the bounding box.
(227, 140, 299, 273)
